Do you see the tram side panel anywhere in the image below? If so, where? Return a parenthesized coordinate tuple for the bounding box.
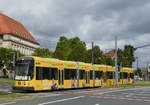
(33, 61, 60, 91)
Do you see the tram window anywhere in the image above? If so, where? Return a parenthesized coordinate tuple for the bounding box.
(36, 67, 58, 80)
(36, 67, 43, 80)
(130, 73, 134, 79)
(65, 69, 70, 79)
(95, 71, 98, 79)
(71, 70, 76, 79)
(106, 72, 113, 79)
(90, 70, 94, 79)
(120, 72, 123, 79)
(43, 68, 49, 80)
(51, 68, 58, 80)
(64, 69, 77, 80)
(123, 72, 128, 79)
(79, 70, 85, 79)
(95, 71, 103, 79)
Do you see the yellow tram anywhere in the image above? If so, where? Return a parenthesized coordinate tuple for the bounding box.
(13, 56, 134, 91)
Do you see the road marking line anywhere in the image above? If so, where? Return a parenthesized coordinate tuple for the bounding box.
(38, 96, 85, 105)
(0, 102, 16, 105)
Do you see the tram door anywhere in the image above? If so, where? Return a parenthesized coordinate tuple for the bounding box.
(86, 71, 90, 87)
(58, 70, 64, 89)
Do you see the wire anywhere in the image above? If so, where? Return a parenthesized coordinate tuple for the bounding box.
(135, 44, 150, 49)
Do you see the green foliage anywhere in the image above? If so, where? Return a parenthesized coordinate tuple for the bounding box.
(103, 56, 114, 66)
(68, 37, 86, 62)
(123, 45, 136, 67)
(32, 48, 53, 58)
(0, 78, 14, 84)
(85, 46, 105, 64)
(54, 36, 70, 60)
(0, 48, 20, 70)
(54, 37, 135, 67)
(54, 36, 87, 62)
(134, 68, 143, 78)
(117, 45, 136, 67)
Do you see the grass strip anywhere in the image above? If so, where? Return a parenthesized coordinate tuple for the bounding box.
(0, 78, 14, 84)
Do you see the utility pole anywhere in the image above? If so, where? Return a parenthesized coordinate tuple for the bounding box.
(115, 36, 118, 87)
(147, 61, 149, 80)
(77, 61, 79, 88)
(136, 57, 139, 71)
(92, 42, 95, 87)
(120, 62, 123, 84)
(13, 53, 15, 71)
(10, 52, 15, 71)
(136, 56, 139, 77)
(10, 52, 16, 79)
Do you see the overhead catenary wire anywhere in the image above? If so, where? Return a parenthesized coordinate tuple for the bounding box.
(135, 43, 150, 49)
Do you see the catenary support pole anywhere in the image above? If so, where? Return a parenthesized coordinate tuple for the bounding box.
(115, 36, 118, 87)
(92, 42, 95, 87)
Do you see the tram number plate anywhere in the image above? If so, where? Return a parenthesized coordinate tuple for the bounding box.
(18, 82, 21, 85)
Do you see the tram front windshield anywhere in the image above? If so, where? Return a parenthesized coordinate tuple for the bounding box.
(15, 58, 34, 81)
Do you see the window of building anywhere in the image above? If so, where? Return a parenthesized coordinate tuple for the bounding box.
(0, 35, 3, 39)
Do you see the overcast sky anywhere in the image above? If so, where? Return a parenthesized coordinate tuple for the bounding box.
(1, 0, 150, 69)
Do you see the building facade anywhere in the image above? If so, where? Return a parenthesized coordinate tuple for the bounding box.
(0, 13, 40, 55)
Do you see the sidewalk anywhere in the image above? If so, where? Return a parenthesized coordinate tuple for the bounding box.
(0, 84, 12, 94)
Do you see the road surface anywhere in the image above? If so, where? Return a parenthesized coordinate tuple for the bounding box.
(1, 87, 150, 105)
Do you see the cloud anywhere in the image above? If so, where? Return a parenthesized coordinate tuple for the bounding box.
(0, 0, 150, 69)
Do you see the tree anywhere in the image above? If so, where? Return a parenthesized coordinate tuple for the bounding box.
(117, 45, 136, 68)
(68, 37, 87, 62)
(54, 36, 87, 62)
(103, 56, 114, 66)
(134, 68, 142, 78)
(0, 48, 20, 70)
(123, 45, 136, 67)
(85, 45, 105, 64)
(54, 36, 70, 60)
(117, 48, 125, 67)
(32, 48, 53, 58)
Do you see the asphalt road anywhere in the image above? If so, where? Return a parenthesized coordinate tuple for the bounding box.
(1, 87, 150, 105)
